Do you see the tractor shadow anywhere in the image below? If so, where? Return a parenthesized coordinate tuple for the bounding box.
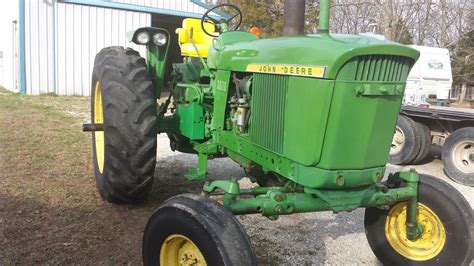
(148, 153, 245, 204)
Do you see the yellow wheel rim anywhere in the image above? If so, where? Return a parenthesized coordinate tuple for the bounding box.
(93, 81, 104, 174)
(160, 234, 207, 266)
(385, 202, 446, 261)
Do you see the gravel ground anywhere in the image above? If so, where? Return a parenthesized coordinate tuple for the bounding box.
(155, 134, 473, 265)
(2, 93, 470, 264)
(71, 97, 473, 264)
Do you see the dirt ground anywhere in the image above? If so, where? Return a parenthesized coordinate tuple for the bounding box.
(0, 90, 472, 265)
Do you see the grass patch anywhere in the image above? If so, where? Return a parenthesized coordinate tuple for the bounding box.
(0, 92, 93, 205)
(0, 92, 155, 264)
(0, 87, 14, 93)
(1, 92, 208, 264)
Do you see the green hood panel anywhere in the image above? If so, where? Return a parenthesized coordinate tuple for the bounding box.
(208, 33, 419, 79)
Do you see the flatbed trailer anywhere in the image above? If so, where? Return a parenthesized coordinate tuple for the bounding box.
(391, 105, 474, 186)
(400, 105, 474, 121)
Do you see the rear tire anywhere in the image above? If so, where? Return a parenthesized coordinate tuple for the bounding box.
(364, 174, 472, 265)
(91, 46, 157, 203)
(142, 194, 256, 265)
(389, 115, 421, 165)
(442, 127, 474, 186)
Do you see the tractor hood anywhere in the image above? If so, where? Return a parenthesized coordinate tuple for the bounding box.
(207, 33, 420, 79)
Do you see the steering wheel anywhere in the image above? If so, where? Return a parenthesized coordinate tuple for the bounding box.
(201, 3, 242, 37)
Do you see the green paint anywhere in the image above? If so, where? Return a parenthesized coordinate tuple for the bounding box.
(184, 152, 208, 181)
(398, 170, 422, 240)
(210, 70, 231, 131)
(178, 101, 205, 140)
(144, 28, 170, 96)
(318, 0, 330, 33)
(136, 11, 421, 220)
(219, 130, 384, 188)
(283, 77, 334, 165)
(203, 180, 240, 195)
(207, 33, 419, 79)
(202, 172, 417, 217)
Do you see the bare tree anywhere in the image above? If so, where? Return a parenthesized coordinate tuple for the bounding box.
(329, 0, 471, 47)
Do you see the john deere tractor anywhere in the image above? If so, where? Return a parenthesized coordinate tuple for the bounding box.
(85, 1, 472, 265)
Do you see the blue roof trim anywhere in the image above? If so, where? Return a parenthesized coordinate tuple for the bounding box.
(52, 0, 57, 94)
(59, 0, 208, 18)
(18, 0, 26, 94)
(190, 0, 230, 19)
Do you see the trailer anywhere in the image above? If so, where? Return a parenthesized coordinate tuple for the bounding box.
(390, 105, 474, 186)
(404, 45, 452, 105)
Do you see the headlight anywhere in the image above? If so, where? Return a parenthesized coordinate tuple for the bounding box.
(136, 32, 150, 44)
(153, 33, 167, 46)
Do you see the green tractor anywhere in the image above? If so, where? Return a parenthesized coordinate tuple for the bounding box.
(85, 1, 472, 265)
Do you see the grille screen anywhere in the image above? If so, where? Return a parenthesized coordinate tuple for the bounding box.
(338, 55, 413, 82)
(250, 74, 288, 154)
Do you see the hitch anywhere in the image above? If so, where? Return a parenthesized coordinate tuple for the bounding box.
(82, 123, 104, 132)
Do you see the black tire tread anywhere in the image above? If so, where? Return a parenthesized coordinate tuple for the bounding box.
(91, 46, 157, 203)
(389, 115, 421, 165)
(412, 122, 432, 164)
(442, 127, 474, 186)
(142, 194, 257, 265)
(364, 174, 473, 265)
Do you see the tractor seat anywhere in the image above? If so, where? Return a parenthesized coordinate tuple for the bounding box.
(176, 18, 217, 58)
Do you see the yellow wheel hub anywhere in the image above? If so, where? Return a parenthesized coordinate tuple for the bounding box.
(385, 202, 446, 261)
(93, 81, 105, 173)
(160, 234, 207, 266)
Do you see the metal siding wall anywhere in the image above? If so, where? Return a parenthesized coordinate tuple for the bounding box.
(56, 2, 150, 96)
(25, 0, 53, 95)
(24, 0, 207, 95)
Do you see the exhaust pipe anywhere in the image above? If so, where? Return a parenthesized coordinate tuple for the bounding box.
(283, 0, 330, 36)
(318, 0, 330, 34)
(283, 0, 305, 36)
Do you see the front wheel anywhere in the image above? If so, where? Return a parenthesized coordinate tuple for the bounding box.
(364, 174, 472, 265)
(142, 194, 256, 266)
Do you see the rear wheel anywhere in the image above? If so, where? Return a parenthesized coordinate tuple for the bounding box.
(389, 115, 421, 165)
(364, 174, 472, 265)
(442, 127, 474, 186)
(142, 194, 256, 266)
(91, 46, 157, 203)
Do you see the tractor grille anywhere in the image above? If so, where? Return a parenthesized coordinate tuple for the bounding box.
(250, 74, 288, 154)
(338, 55, 414, 82)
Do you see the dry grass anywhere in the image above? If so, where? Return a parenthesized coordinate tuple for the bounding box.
(0, 91, 160, 264)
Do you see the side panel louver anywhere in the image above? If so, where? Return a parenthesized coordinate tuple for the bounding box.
(338, 55, 413, 82)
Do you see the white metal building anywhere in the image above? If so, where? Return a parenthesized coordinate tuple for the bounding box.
(4, 0, 213, 96)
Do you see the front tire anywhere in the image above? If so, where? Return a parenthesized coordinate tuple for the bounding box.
(442, 127, 474, 186)
(91, 46, 157, 203)
(142, 194, 256, 265)
(364, 174, 472, 265)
